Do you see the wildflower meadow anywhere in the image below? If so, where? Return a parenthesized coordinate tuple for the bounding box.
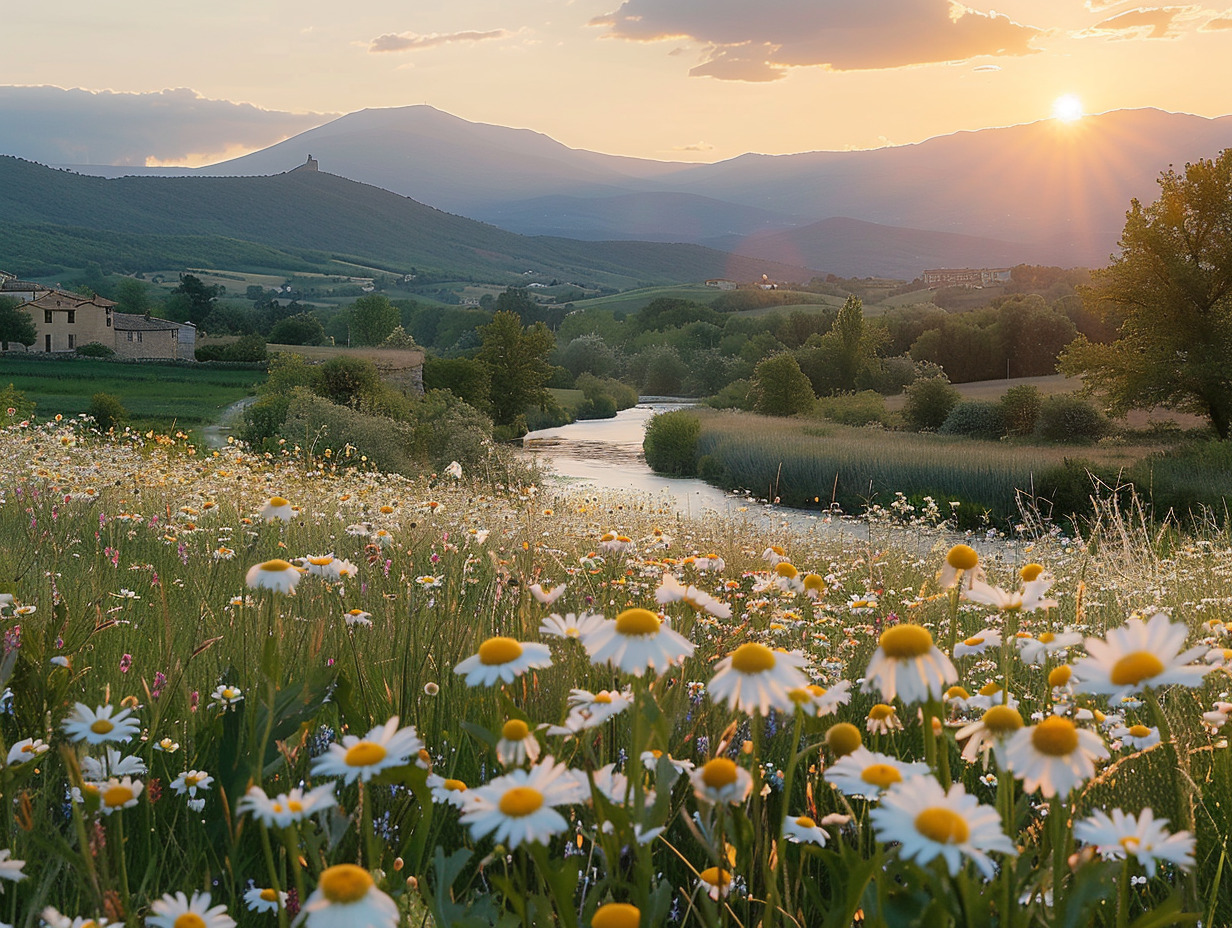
(0, 413, 1230, 928)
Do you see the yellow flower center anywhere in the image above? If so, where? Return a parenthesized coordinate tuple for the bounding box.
(795, 815, 817, 828)
(825, 723, 863, 757)
(1020, 563, 1045, 582)
(788, 687, 812, 705)
(594, 692, 613, 704)
(591, 902, 642, 928)
(860, 764, 903, 789)
(946, 544, 979, 570)
(614, 608, 661, 636)
(1031, 716, 1079, 756)
(502, 720, 530, 741)
(700, 758, 739, 790)
(803, 574, 825, 591)
(103, 785, 135, 808)
(1109, 651, 1165, 687)
(963, 636, 985, 647)
(174, 916, 206, 928)
(982, 706, 1024, 734)
(914, 807, 970, 845)
(979, 682, 1003, 697)
(1038, 632, 1056, 644)
(774, 562, 799, 578)
(699, 867, 731, 887)
(269, 497, 289, 507)
(444, 778, 467, 792)
(260, 889, 280, 903)
(868, 704, 895, 721)
(1128, 724, 1152, 738)
(1119, 836, 1141, 851)
(344, 741, 388, 767)
(945, 686, 971, 700)
(879, 625, 934, 659)
(478, 637, 524, 665)
(319, 864, 374, 904)
(1048, 666, 1072, 688)
(259, 559, 294, 572)
(223, 688, 239, 700)
(308, 556, 333, 565)
(498, 786, 544, 817)
(730, 643, 777, 674)
(184, 775, 201, 787)
(287, 800, 303, 813)
(90, 719, 115, 735)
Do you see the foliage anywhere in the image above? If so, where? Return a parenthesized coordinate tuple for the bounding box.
(0, 296, 37, 350)
(1000, 384, 1043, 437)
(311, 356, 383, 409)
(938, 400, 1005, 439)
(557, 334, 619, 379)
(75, 341, 115, 358)
(1034, 394, 1109, 443)
(168, 273, 222, 327)
(379, 325, 420, 349)
(348, 294, 400, 347)
(642, 408, 701, 476)
(751, 353, 815, 417)
(1060, 150, 1232, 438)
(902, 375, 961, 431)
(814, 390, 889, 427)
(86, 392, 128, 431)
(423, 356, 492, 414)
(706, 378, 754, 410)
(476, 311, 556, 430)
(268, 313, 326, 346)
(0, 383, 34, 419)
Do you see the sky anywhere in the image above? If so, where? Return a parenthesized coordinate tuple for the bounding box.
(4, 0, 1232, 167)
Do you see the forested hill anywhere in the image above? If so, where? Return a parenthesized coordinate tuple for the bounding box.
(0, 157, 819, 287)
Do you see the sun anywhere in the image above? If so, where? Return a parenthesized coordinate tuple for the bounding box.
(1051, 94, 1085, 123)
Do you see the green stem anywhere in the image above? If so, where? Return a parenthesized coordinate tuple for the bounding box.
(112, 812, 132, 916)
(1050, 795, 1067, 920)
(997, 766, 1013, 927)
(772, 710, 806, 919)
(946, 587, 960, 657)
(1116, 855, 1130, 928)
(259, 823, 289, 928)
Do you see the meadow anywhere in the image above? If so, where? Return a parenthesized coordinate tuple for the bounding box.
(0, 413, 1230, 927)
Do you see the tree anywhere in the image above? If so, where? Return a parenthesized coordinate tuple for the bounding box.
(113, 278, 154, 316)
(348, 295, 400, 346)
(1059, 150, 1232, 438)
(269, 313, 326, 346)
(88, 393, 128, 432)
(476, 310, 555, 428)
(751, 353, 815, 417)
(0, 297, 37, 351)
(169, 274, 222, 327)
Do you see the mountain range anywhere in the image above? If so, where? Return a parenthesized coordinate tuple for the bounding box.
(51, 105, 1232, 277)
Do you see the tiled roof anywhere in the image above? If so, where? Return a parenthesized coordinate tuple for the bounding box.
(112, 312, 183, 331)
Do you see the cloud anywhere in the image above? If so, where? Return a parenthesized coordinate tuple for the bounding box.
(972, 63, 1002, 70)
(673, 140, 715, 151)
(1200, 10, 1232, 28)
(369, 29, 510, 53)
(1077, 6, 1196, 38)
(0, 86, 333, 166)
(593, 0, 1043, 80)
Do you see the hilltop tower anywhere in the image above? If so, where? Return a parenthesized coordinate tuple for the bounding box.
(292, 154, 319, 173)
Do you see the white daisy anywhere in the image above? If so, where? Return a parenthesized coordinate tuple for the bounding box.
(454, 636, 553, 686)
(426, 773, 472, 808)
(1073, 807, 1195, 877)
(170, 769, 214, 797)
(1110, 723, 1160, 750)
(237, 783, 337, 828)
(689, 757, 753, 806)
(40, 908, 113, 928)
(963, 572, 1056, 614)
(260, 496, 295, 522)
(311, 717, 424, 784)
(244, 559, 304, 595)
(61, 703, 140, 745)
(786, 680, 852, 717)
(655, 573, 732, 619)
(1072, 612, 1212, 699)
(955, 705, 1025, 768)
(824, 747, 931, 799)
(343, 608, 373, 627)
(0, 849, 25, 888)
(582, 608, 695, 677)
(460, 757, 587, 848)
(209, 684, 244, 709)
(298, 865, 399, 928)
(1003, 715, 1109, 799)
(97, 776, 143, 815)
(243, 887, 287, 914)
(528, 582, 566, 606)
(1016, 630, 1084, 666)
(865, 703, 904, 734)
(938, 544, 982, 590)
(783, 814, 830, 846)
(5, 737, 49, 766)
(539, 612, 605, 640)
(640, 749, 695, 774)
(80, 748, 146, 779)
(496, 719, 540, 766)
(697, 866, 733, 900)
(862, 624, 957, 705)
(870, 776, 1016, 878)
(708, 643, 810, 716)
(954, 629, 1002, 658)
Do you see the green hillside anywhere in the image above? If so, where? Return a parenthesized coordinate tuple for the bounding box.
(0, 157, 819, 289)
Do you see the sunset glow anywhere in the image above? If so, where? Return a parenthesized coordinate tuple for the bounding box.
(1052, 94, 1085, 123)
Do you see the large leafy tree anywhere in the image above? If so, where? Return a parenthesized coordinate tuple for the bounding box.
(476, 310, 555, 428)
(1060, 151, 1232, 438)
(347, 294, 399, 346)
(0, 297, 37, 351)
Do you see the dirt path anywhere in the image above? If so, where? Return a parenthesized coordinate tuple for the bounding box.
(202, 396, 256, 449)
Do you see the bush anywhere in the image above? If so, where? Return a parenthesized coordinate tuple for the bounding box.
(815, 391, 888, 427)
(939, 400, 1005, 438)
(238, 394, 291, 449)
(902, 375, 960, 431)
(707, 379, 753, 410)
(751, 354, 815, 417)
(1034, 394, 1109, 442)
(76, 342, 115, 358)
(87, 392, 128, 431)
(1000, 385, 1042, 436)
(196, 335, 267, 362)
(0, 383, 34, 420)
(643, 410, 701, 476)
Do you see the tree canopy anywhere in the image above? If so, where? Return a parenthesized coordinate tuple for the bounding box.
(1060, 150, 1232, 438)
(476, 310, 555, 428)
(0, 297, 37, 350)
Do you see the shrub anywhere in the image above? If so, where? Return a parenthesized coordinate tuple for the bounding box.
(196, 335, 267, 362)
(312, 356, 382, 408)
(751, 354, 815, 417)
(87, 392, 128, 431)
(707, 379, 753, 410)
(238, 394, 291, 449)
(815, 391, 888, 427)
(1034, 394, 1109, 442)
(643, 409, 701, 476)
(575, 394, 618, 420)
(902, 375, 960, 431)
(76, 342, 115, 358)
(1000, 385, 1042, 436)
(0, 383, 34, 420)
(939, 400, 1005, 438)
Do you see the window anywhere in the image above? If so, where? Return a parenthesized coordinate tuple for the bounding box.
(68, 335, 75, 349)
(67, 311, 75, 324)
(106, 312, 112, 328)
(137, 332, 143, 343)
(126, 332, 133, 342)
(45, 334, 51, 352)
(44, 310, 53, 324)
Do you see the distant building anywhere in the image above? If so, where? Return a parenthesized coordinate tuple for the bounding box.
(706, 278, 737, 290)
(112, 313, 195, 360)
(291, 154, 319, 173)
(922, 267, 1012, 288)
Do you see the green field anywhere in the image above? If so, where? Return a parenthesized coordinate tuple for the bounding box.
(0, 356, 265, 431)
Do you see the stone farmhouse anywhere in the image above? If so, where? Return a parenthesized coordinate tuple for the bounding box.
(0, 273, 196, 359)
